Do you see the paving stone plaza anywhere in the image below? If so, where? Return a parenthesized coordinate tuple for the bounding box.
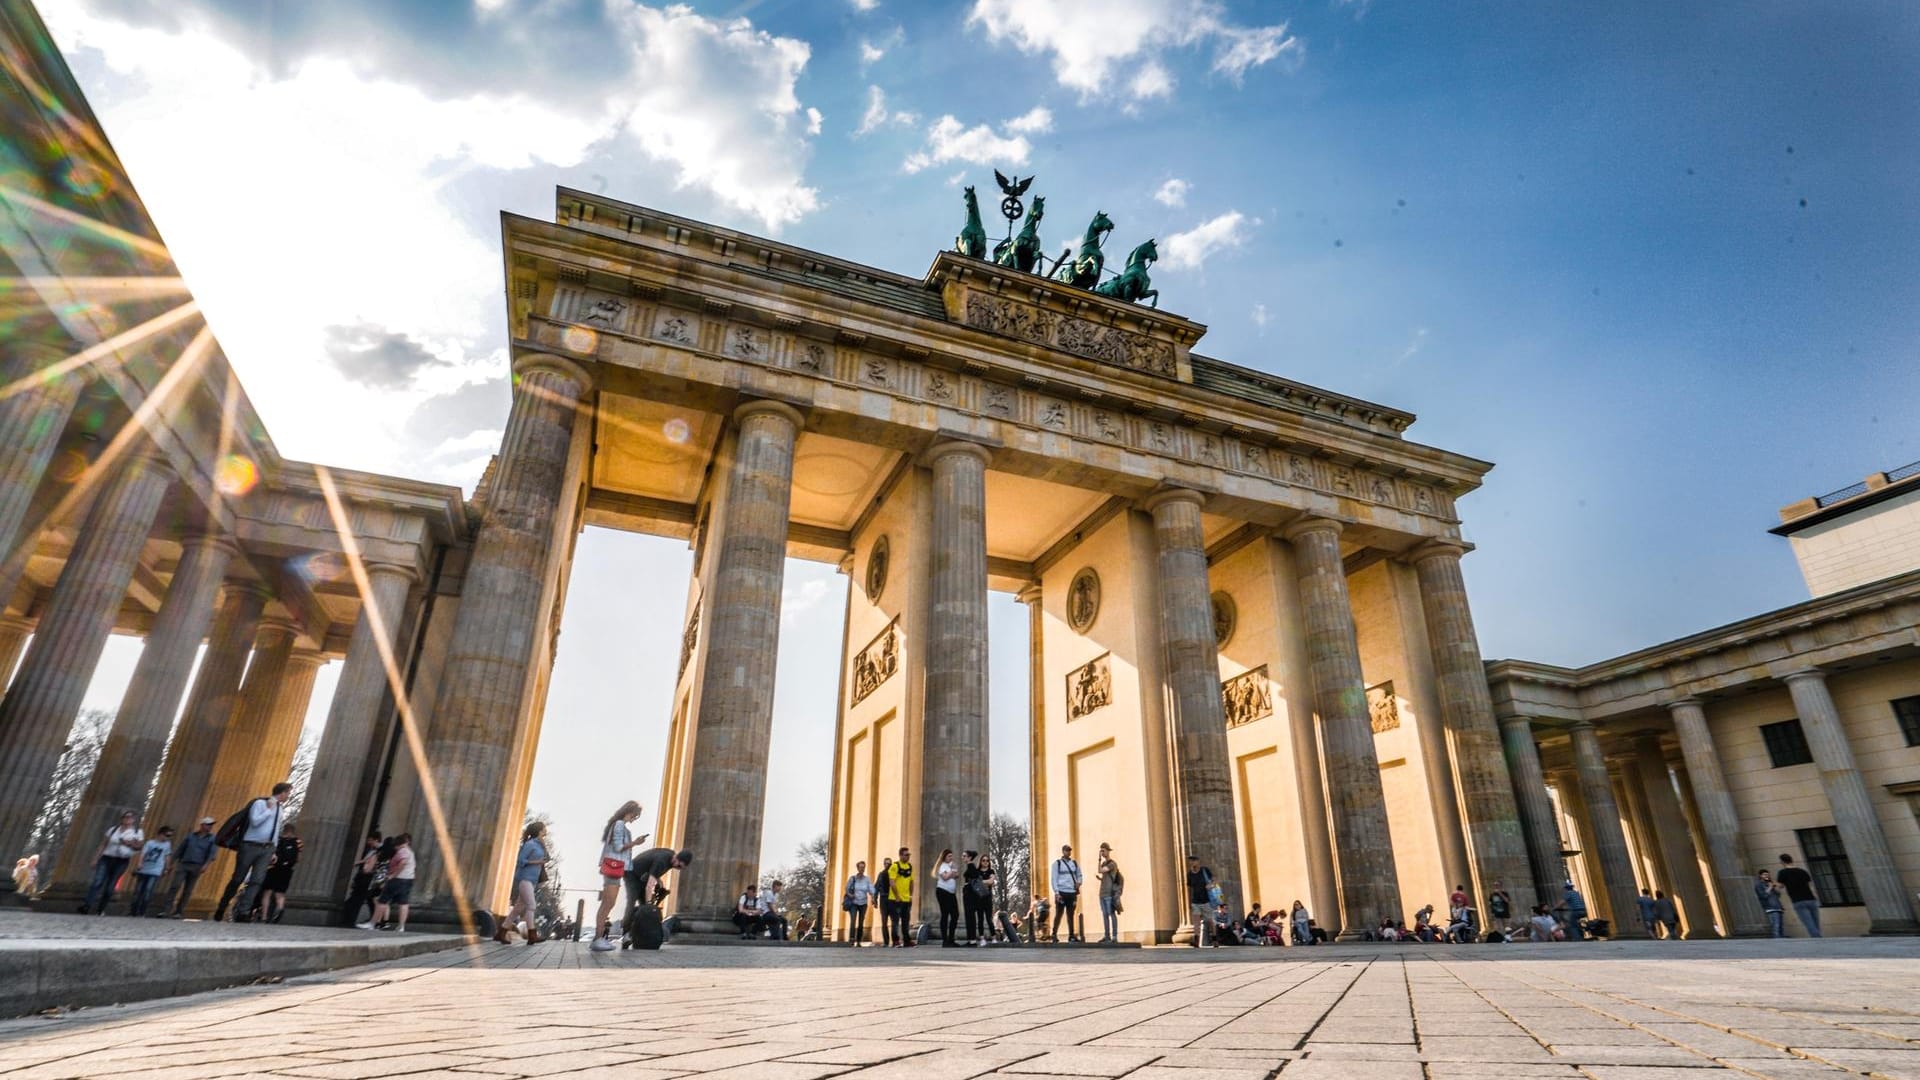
(5, 940, 1920, 1080)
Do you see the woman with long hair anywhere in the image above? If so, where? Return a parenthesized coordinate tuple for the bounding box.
(591, 801, 646, 952)
(499, 820, 549, 945)
(934, 848, 959, 947)
(972, 854, 998, 947)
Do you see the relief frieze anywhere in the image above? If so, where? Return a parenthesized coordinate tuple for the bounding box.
(851, 618, 900, 707)
(1223, 666, 1272, 728)
(1066, 653, 1113, 720)
(964, 293, 1177, 379)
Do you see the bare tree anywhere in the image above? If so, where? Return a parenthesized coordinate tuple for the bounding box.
(24, 709, 114, 875)
(984, 812, 1030, 915)
(763, 833, 827, 925)
(281, 725, 322, 822)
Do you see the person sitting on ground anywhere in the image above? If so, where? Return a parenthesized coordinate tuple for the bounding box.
(999, 907, 1025, 946)
(1307, 918, 1329, 944)
(1211, 903, 1237, 945)
(759, 879, 790, 941)
(1529, 904, 1565, 942)
(1376, 916, 1398, 941)
(734, 883, 765, 938)
(12, 854, 38, 896)
(1447, 902, 1476, 943)
(1290, 901, 1313, 946)
(1027, 893, 1050, 943)
(1413, 905, 1437, 942)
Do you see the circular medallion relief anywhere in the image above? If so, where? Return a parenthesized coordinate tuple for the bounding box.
(1211, 591, 1237, 647)
(865, 535, 890, 602)
(1067, 567, 1101, 633)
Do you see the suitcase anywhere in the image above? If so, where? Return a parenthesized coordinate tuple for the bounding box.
(628, 903, 665, 950)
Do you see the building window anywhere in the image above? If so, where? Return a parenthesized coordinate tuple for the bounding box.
(1894, 696, 1920, 748)
(1794, 826, 1864, 907)
(1760, 719, 1814, 768)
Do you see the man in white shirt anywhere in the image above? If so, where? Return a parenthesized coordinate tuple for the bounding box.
(215, 782, 291, 922)
(758, 879, 789, 940)
(1051, 844, 1083, 943)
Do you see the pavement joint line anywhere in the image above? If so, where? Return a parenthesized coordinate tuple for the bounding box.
(1499, 963, 1860, 1079)
(1281, 955, 1372, 1055)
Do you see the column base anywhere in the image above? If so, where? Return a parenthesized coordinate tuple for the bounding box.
(1868, 919, 1920, 936)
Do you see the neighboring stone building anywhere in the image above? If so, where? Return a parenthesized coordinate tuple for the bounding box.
(1488, 464, 1920, 938)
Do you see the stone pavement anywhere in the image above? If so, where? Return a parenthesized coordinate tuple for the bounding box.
(2, 937, 1918, 1079)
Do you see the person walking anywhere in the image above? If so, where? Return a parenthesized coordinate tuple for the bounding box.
(1635, 888, 1658, 937)
(590, 800, 646, 952)
(341, 831, 383, 927)
(884, 847, 914, 947)
(971, 854, 998, 947)
(256, 825, 302, 923)
(162, 818, 218, 918)
(1185, 855, 1219, 948)
(215, 782, 292, 922)
(1050, 844, 1082, 943)
(875, 857, 895, 947)
(844, 860, 874, 945)
(1777, 854, 1821, 937)
(1754, 868, 1785, 937)
(82, 810, 144, 915)
(1096, 843, 1123, 944)
(127, 826, 172, 917)
(360, 833, 414, 932)
(934, 849, 960, 947)
(498, 820, 548, 945)
(1653, 891, 1679, 940)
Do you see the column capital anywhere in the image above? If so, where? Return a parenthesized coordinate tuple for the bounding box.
(732, 398, 805, 430)
(1140, 487, 1205, 514)
(0, 613, 32, 634)
(256, 616, 300, 639)
(362, 559, 420, 586)
(1666, 696, 1705, 712)
(1278, 514, 1343, 543)
(921, 439, 994, 469)
(226, 578, 275, 602)
(1780, 667, 1828, 687)
(511, 352, 591, 394)
(1015, 583, 1042, 606)
(288, 648, 327, 671)
(179, 532, 243, 559)
(836, 551, 854, 575)
(1567, 718, 1597, 734)
(1406, 537, 1471, 565)
(1498, 714, 1537, 732)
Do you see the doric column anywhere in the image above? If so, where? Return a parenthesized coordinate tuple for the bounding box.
(1632, 734, 1716, 937)
(1551, 770, 1598, 915)
(1567, 721, 1647, 937)
(287, 562, 414, 917)
(143, 583, 269, 840)
(0, 451, 170, 875)
(0, 344, 88, 598)
(1146, 489, 1243, 923)
(1409, 541, 1538, 912)
(1782, 669, 1919, 933)
(1279, 516, 1400, 938)
(52, 533, 237, 887)
(264, 651, 325, 786)
(1018, 584, 1047, 909)
(413, 354, 590, 916)
(1666, 698, 1769, 936)
(919, 441, 991, 910)
(0, 615, 33, 689)
(198, 621, 300, 823)
(1500, 716, 1568, 911)
(675, 399, 802, 932)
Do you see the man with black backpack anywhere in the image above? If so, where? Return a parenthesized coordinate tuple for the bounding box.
(213, 782, 291, 922)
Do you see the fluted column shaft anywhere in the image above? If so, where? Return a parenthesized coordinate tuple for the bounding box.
(263, 652, 324, 790)
(1567, 721, 1647, 937)
(676, 400, 802, 931)
(0, 452, 169, 874)
(199, 624, 299, 822)
(53, 534, 236, 886)
(1410, 543, 1537, 912)
(414, 356, 589, 913)
(1280, 517, 1400, 937)
(0, 345, 88, 600)
(1147, 489, 1243, 923)
(1018, 585, 1047, 909)
(1632, 735, 1716, 937)
(144, 584, 269, 839)
(1666, 699, 1769, 936)
(919, 441, 991, 921)
(288, 563, 414, 916)
(1500, 716, 1568, 911)
(1783, 670, 1919, 932)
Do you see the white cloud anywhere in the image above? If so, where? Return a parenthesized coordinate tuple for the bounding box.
(1160, 211, 1253, 271)
(1251, 303, 1270, 330)
(858, 26, 903, 68)
(850, 0, 880, 10)
(807, 107, 824, 135)
(1399, 327, 1430, 362)
(903, 114, 1035, 174)
(968, 0, 1300, 100)
(1004, 106, 1053, 135)
(855, 84, 917, 136)
(860, 39, 886, 64)
(1154, 178, 1191, 207)
(782, 578, 830, 624)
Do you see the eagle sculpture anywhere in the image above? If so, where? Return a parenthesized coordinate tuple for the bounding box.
(994, 170, 1034, 198)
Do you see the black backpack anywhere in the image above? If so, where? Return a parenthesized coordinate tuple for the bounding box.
(213, 799, 257, 850)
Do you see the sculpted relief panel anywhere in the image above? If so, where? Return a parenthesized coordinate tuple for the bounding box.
(964, 293, 1176, 379)
(851, 619, 900, 707)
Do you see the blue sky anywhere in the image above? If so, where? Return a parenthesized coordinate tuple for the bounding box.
(48, 0, 1919, 894)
